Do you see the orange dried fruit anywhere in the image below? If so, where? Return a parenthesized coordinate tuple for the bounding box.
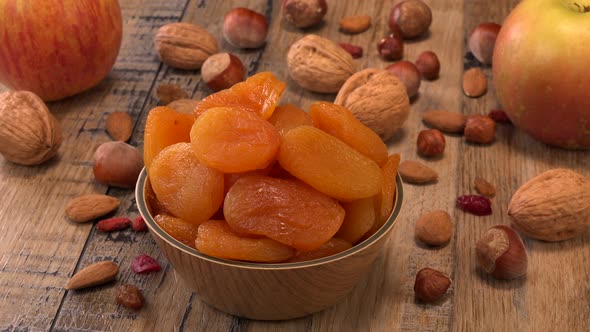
(194, 71, 286, 120)
(310, 102, 388, 167)
(195, 220, 294, 263)
(190, 107, 280, 173)
(377, 153, 400, 226)
(278, 125, 383, 201)
(335, 198, 376, 244)
(286, 238, 352, 263)
(149, 143, 224, 225)
(143, 106, 195, 169)
(145, 179, 168, 216)
(224, 175, 345, 251)
(155, 214, 200, 248)
(267, 103, 314, 136)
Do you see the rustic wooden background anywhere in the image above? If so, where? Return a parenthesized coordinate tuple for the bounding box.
(0, 0, 589, 331)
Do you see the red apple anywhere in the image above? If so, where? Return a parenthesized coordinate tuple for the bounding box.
(0, 0, 123, 101)
(493, 0, 590, 149)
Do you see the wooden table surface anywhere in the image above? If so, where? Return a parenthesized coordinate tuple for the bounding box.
(1, 0, 589, 331)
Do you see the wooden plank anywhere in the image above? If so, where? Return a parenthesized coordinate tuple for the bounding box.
(452, 0, 590, 331)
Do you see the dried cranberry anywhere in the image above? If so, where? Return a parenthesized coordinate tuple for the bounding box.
(456, 195, 492, 216)
(338, 42, 363, 58)
(488, 109, 511, 124)
(131, 254, 161, 274)
(116, 284, 144, 309)
(96, 217, 131, 232)
(132, 215, 148, 232)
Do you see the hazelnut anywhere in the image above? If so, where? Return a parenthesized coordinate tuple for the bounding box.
(417, 129, 445, 157)
(282, 0, 327, 28)
(201, 53, 245, 92)
(415, 210, 452, 246)
(476, 225, 527, 279)
(222, 8, 268, 49)
(377, 35, 403, 61)
(93, 141, 143, 188)
(469, 23, 501, 65)
(464, 114, 496, 144)
(386, 60, 421, 98)
(415, 51, 440, 80)
(414, 267, 451, 303)
(388, 0, 432, 39)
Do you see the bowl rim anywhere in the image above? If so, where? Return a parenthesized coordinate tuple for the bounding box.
(135, 168, 403, 270)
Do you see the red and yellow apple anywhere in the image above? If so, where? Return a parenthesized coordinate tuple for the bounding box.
(0, 0, 123, 101)
(493, 0, 590, 149)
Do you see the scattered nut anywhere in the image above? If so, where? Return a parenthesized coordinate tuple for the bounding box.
(474, 177, 496, 197)
(201, 52, 245, 92)
(154, 22, 218, 70)
(156, 83, 188, 105)
(339, 15, 371, 34)
(422, 110, 467, 134)
(377, 35, 403, 61)
(93, 141, 143, 188)
(414, 267, 451, 303)
(65, 194, 121, 223)
(389, 0, 432, 39)
(398, 160, 438, 184)
(464, 114, 496, 144)
(223, 7, 268, 49)
(106, 111, 133, 142)
(335, 69, 410, 141)
(0, 91, 62, 165)
(386, 60, 421, 98)
(167, 99, 200, 114)
(476, 225, 527, 279)
(338, 42, 363, 59)
(66, 261, 119, 290)
(417, 129, 445, 157)
(282, 0, 327, 28)
(415, 210, 452, 246)
(415, 51, 440, 80)
(288, 34, 357, 93)
(508, 168, 590, 241)
(116, 284, 144, 310)
(469, 23, 501, 65)
(462, 67, 488, 97)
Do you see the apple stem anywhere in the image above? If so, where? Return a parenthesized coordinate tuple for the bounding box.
(563, 0, 590, 12)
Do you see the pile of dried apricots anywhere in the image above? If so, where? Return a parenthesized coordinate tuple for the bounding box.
(143, 72, 400, 263)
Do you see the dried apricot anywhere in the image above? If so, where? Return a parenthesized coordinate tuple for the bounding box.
(145, 179, 168, 216)
(285, 238, 352, 263)
(155, 214, 200, 248)
(278, 126, 383, 201)
(143, 106, 195, 169)
(335, 198, 375, 244)
(149, 143, 224, 224)
(376, 153, 400, 227)
(224, 176, 345, 251)
(190, 107, 280, 173)
(194, 72, 286, 120)
(310, 102, 388, 167)
(195, 220, 294, 262)
(267, 103, 314, 136)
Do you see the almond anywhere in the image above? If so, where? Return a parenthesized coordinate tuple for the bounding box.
(462, 67, 487, 97)
(422, 110, 467, 134)
(474, 177, 496, 197)
(66, 261, 119, 290)
(398, 160, 438, 184)
(339, 15, 371, 34)
(65, 194, 120, 223)
(157, 83, 189, 105)
(167, 99, 200, 114)
(106, 111, 133, 142)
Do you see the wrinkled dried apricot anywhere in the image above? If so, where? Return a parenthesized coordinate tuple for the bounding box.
(190, 107, 280, 173)
(267, 103, 314, 136)
(285, 238, 352, 263)
(149, 143, 224, 224)
(194, 72, 286, 120)
(143, 106, 195, 169)
(195, 220, 294, 262)
(145, 179, 168, 216)
(155, 214, 200, 248)
(310, 102, 388, 167)
(224, 175, 345, 251)
(224, 163, 274, 194)
(376, 153, 400, 227)
(278, 126, 383, 201)
(336, 198, 376, 244)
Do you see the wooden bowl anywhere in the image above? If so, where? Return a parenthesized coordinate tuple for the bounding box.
(135, 169, 403, 320)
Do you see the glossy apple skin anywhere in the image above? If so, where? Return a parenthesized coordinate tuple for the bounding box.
(493, 0, 590, 149)
(0, 0, 123, 101)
